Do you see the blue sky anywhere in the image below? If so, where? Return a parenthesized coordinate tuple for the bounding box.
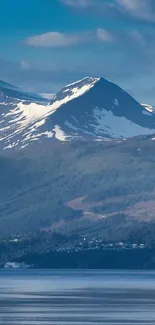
(1, 0, 155, 103)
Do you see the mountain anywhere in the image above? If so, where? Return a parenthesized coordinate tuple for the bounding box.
(47, 77, 155, 141)
(0, 80, 48, 102)
(1, 78, 155, 252)
(1, 77, 155, 150)
(0, 80, 51, 150)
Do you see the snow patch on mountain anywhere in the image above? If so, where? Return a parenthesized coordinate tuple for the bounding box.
(0, 100, 60, 151)
(52, 77, 99, 107)
(66, 77, 99, 88)
(65, 120, 96, 137)
(1, 101, 55, 129)
(141, 103, 155, 113)
(53, 125, 68, 141)
(92, 107, 155, 138)
(39, 93, 55, 100)
(113, 98, 119, 106)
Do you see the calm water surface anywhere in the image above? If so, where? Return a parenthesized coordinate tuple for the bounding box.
(0, 270, 155, 324)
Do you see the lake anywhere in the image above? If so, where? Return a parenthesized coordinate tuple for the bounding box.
(0, 270, 155, 324)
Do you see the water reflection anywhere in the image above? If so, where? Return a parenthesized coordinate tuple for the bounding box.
(0, 270, 155, 324)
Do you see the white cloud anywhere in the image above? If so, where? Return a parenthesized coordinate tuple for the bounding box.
(61, 0, 155, 22)
(24, 32, 79, 47)
(115, 0, 155, 21)
(24, 29, 113, 47)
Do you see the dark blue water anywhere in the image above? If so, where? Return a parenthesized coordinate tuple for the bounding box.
(0, 270, 155, 324)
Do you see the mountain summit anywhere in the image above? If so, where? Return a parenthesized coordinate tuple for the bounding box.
(1, 77, 155, 149)
(45, 77, 155, 140)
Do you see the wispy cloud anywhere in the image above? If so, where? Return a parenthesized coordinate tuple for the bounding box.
(127, 29, 146, 46)
(115, 0, 155, 22)
(60, 0, 155, 22)
(96, 28, 114, 42)
(24, 29, 113, 47)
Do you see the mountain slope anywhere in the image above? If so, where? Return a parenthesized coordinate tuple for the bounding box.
(0, 81, 53, 150)
(1, 77, 155, 150)
(45, 77, 155, 140)
(0, 80, 46, 102)
(1, 137, 155, 239)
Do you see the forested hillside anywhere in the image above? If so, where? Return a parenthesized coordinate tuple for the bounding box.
(1, 136, 155, 241)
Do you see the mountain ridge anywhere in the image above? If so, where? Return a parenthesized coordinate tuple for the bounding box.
(1, 76, 155, 150)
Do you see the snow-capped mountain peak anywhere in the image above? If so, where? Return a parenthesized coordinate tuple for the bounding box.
(1, 76, 155, 150)
(65, 76, 99, 87)
(51, 77, 100, 107)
